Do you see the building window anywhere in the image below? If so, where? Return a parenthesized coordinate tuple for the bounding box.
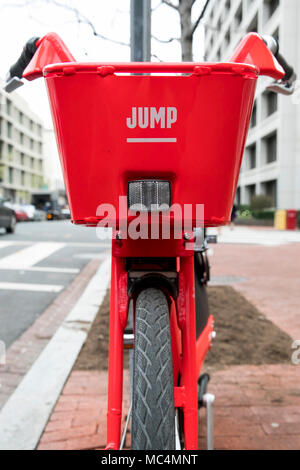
(21, 171, 25, 186)
(31, 158, 34, 169)
(7, 122, 12, 139)
(6, 99, 12, 115)
(262, 179, 277, 207)
(19, 111, 23, 124)
(264, 0, 279, 21)
(21, 153, 25, 166)
(8, 167, 13, 184)
(8, 144, 13, 161)
(250, 101, 257, 128)
(236, 186, 241, 206)
(265, 132, 277, 163)
(246, 184, 256, 204)
(225, 29, 231, 48)
(235, 5, 242, 27)
(246, 143, 256, 169)
(30, 138, 34, 150)
(273, 27, 279, 43)
(20, 132, 24, 145)
(0, 164, 4, 183)
(224, 0, 231, 18)
(265, 92, 278, 116)
(247, 14, 258, 33)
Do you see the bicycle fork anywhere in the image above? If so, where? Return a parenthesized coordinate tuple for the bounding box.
(105, 241, 214, 450)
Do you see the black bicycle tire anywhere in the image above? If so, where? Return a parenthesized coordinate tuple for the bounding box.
(131, 287, 175, 450)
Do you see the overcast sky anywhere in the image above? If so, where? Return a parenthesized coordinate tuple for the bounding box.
(0, 0, 205, 127)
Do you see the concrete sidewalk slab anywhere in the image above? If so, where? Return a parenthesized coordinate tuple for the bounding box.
(208, 226, 300, 246)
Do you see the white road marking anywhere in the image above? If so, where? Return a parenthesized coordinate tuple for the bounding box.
(0, 266, 79, 274)
(0, 241, 110, 248)
(0, 257, 111, 450)
(73, 253, 107, 260)
(0, 242, 65, 270)
(0, 282, 63, 293)
(0, 242, 14, 249)
(126, 137, 177, 143)
(24, 267, 79, 274)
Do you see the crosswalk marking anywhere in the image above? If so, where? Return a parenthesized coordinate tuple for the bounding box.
(0, 282, 63, 293)
(23, 266, 80, 274)
(0, 242, 65, 270)
(0, 240, 109, 248)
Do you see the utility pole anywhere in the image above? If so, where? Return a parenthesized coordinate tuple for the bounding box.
(130, 0, 151, 61)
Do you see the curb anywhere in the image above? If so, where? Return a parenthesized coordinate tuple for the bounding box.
(0, 257, 111, 450)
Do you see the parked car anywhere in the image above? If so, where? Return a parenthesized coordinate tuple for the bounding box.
(34, 208, 46, 221)
(61, 206, 71, 219)
(21, 204, 46, 221)
(0, 198, 17, 233)
(4, 202, 28, 222)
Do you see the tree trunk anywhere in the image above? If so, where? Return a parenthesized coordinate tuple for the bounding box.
(178, 0, 194, 61)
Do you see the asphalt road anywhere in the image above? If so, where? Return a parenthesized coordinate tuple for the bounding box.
(0, 220, 110, 348)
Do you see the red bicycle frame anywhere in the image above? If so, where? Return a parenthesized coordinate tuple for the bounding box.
(18, 31, 285, 450)
(104, 234, 215, 450)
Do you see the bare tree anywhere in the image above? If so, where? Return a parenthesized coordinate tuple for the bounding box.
(159, 0, 210, 61)
(2, 0, 130, 47)
(3, 0, 210, 61)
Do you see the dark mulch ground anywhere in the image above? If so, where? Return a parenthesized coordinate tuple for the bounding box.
(74, 286, 292, 371)
(203, 286, 292, 373)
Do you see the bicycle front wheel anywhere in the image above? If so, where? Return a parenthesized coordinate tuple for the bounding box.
(131, 287, 175, 450)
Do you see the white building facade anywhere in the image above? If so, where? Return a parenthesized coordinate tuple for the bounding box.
(43, 128, 65, 192)
(203, 0, 300, 210)
(0, 88, 45, 203)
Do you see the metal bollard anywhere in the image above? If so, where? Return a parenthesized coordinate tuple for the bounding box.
(202, 393, 215, 450)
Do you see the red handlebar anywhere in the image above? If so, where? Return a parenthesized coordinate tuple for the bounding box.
(229, 32, 285, 80)
(23, 32, 75, 81)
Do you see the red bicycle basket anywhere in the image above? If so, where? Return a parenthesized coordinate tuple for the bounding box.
(44, 62, 258, 227)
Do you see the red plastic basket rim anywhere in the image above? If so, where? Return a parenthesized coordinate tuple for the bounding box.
(43, 61, 259, 77)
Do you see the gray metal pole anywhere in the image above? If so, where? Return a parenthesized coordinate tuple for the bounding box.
(130, 0, 151, 62)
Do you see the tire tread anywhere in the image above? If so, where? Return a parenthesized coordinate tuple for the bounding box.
(132, 288, 175, 450)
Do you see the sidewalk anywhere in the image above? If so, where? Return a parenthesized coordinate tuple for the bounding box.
(36, 228, 300, 450)
(210, 239, 300, 340)
(38, 364, 300, 450)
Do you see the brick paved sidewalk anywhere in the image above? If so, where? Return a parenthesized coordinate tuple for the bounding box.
(211, 242, 300, 340)
(38, 371, 129, 450)
(37, 241, 300, 450)
(38, 364, 300, 450)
